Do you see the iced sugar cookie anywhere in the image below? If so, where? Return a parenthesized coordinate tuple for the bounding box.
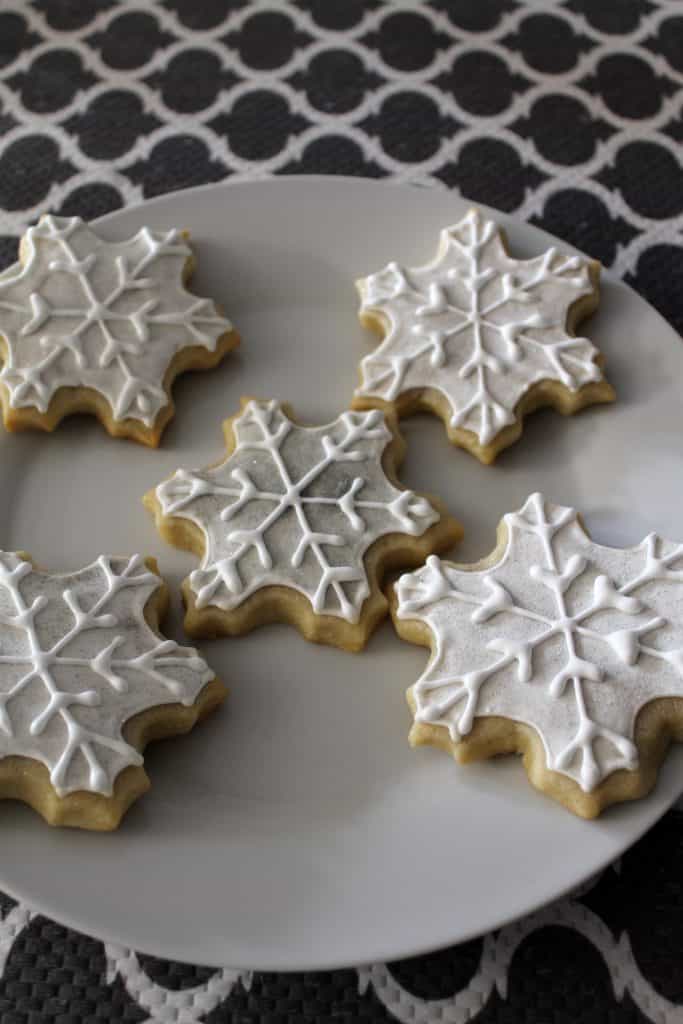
(145, 398, 461, 651)
(0, 215, 238, 446)
(0, 551, 224, 829)
(394, 493, 683, 817)
(354, 209, 614, 464)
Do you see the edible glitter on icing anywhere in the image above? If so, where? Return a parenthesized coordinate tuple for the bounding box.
(0, 215, 232, 426)
(0, 553, 213, 796)
(356, 209, 605, 447)
(396, 493, 683, 792)
(153, 398, 441, 624)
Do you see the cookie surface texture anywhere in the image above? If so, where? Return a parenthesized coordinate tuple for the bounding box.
(354, 208, 614, 464)
(394, 493, 683, 817)
(146, 397, 461, 650)
(0, 215, 238, 446)
(0, 552, 224, 829)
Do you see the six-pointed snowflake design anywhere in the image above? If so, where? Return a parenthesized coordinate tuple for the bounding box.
(0, 552, 214, 796)
(356, 209, 607, 449)
(152, 399, 441, 623)
(0, 215, 232, 426)
(396, 493, 683, 793)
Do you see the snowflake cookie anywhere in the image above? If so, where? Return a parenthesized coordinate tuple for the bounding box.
(354, 209, 614, 464)
(394, 493, 683, 817)
(0, 551, 224, 829)
(145, 398, 461, 651)
(0, 215, 238, 446)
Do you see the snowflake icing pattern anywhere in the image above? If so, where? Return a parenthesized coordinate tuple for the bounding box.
(356, 210, 606, 447)
(154, 399, 440, 623)
(0, 553, 213, 796)
(396, 493, 683, 792)
(0, 215, 232, 425)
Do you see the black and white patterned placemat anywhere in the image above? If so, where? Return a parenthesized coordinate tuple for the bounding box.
(0, 1, 682, 1021)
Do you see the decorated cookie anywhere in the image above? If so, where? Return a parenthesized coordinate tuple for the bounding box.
(145, 398, 461, 651)
(354, 209, 614, 464)
(0, 551, 224, 829)
(393, 493, 683, 817)
(0, 215, 238, 446)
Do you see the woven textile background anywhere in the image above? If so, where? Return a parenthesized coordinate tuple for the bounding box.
(0, 1, 682, 1021)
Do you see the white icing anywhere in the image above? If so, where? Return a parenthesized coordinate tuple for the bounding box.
(154, 399, 440, 624)
(356, 209, 604, 447)
(0, 216, 232, 426)
(0, 552, 213, 796)
(396, 493, 683, 793)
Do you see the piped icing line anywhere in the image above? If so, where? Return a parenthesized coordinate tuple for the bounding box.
(152, 398, 442, 624)
(0, 215, 233, 427)
(396, 493, 683, 793)
(0, 552, 214, 797)
(355, 209, 607, 449)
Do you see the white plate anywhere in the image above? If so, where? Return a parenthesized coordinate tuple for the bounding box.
(0, 178, 682, 970)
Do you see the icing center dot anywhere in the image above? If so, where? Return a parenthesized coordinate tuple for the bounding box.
(86, 301, 112, 321)
(31, 650, 54, 673)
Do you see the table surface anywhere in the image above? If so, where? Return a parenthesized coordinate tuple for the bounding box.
(0, 2, 682, 1022)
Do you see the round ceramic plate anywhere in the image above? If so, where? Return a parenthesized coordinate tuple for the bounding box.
(0, 178, 682, 970)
